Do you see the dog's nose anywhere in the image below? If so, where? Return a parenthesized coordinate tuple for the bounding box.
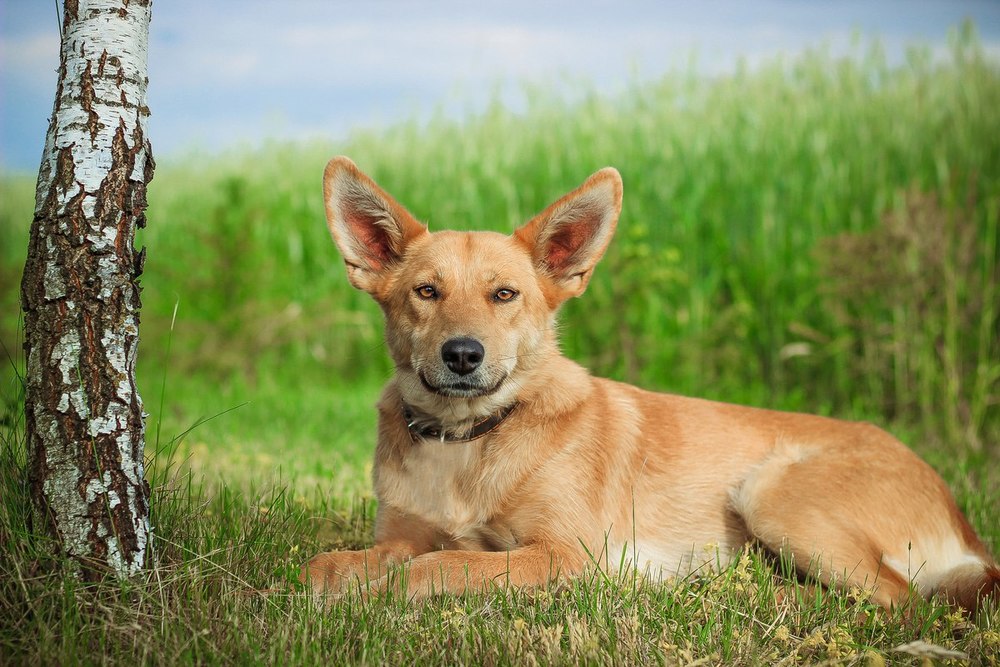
(441, 337, 485, 376)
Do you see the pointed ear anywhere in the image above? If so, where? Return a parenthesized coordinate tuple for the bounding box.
(513, 167, 622, 301)
(323, 156, 428, 293)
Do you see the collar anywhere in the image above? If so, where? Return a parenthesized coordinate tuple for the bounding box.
(402, 402, 519, 443)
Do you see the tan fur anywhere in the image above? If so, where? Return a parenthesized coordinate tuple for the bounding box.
(303, 156, 999, 611)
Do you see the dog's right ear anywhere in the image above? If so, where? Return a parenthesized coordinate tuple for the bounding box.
(323, 156, 428, 293)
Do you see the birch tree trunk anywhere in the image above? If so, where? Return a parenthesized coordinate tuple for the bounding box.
(21, 0, 153, 580)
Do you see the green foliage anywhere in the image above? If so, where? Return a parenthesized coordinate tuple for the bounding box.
(816, 188, 1000, 449)
(2, 31, 999, 449)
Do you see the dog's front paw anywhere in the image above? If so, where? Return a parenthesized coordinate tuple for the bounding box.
(300, 551, 368, 594)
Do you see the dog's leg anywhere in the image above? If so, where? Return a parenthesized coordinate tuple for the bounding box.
(740, 519, 913, 610)
(371, 544, 580, 600)
(731, 443, 914, 609)
(302, 506, 442, 594)
(732, 433, 998, 612)
(301, 540, 428, 594)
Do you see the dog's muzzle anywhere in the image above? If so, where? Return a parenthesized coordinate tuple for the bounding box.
(416, 337, 506, 397)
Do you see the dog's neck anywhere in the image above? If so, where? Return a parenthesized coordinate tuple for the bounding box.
(401, 401, 519, 443)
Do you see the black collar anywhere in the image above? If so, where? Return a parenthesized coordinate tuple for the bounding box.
(402, 402, 519, 443)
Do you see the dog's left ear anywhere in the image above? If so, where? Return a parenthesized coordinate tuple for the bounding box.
(514, 167, 622, 302)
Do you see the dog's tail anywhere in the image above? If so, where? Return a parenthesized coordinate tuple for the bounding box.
(934, 559, 1000, 613)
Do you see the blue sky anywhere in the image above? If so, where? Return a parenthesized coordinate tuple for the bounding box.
(2, 0, 998, 172)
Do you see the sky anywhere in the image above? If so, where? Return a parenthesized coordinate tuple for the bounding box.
(1, 0, 999, 173)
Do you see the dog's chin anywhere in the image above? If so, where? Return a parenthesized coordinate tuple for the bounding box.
(418, 372, 507, 398)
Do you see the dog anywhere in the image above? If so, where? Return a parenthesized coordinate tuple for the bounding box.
(303, 156, 998, 611)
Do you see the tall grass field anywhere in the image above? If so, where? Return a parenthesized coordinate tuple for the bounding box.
(2, 29, 1000, 664)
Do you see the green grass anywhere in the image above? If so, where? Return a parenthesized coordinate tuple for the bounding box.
(2, 25, 1000, 664)
(2, 416, 998, 664)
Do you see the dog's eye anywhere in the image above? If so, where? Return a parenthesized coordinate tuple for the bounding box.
(493, 288, 518, 302)
(415, 284, 438, 300)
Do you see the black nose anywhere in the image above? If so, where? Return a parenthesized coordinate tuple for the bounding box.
(441, 337, 485, 376)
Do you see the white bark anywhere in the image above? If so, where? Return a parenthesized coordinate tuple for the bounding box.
(24, 0, 153, 579)
(36, 1, 152, 219)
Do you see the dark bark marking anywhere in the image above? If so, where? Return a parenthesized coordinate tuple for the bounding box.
(79, 61, 100, 145)
(65, 0, 79, 23)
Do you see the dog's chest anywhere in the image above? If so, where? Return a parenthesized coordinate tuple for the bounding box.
(383, 441, 487, 536)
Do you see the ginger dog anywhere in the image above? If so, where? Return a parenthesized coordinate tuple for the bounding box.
(303, 156, 998, 611)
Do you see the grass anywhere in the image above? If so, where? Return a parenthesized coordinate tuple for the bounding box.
(2, 419, 998, 664)
(2, 24, 1000, 664)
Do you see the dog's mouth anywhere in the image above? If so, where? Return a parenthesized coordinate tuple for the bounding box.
(419, 372, 507, 398)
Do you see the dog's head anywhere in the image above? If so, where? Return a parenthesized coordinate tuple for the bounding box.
(322, 156, 622, 425)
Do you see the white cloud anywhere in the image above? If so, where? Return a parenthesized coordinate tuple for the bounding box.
(3, 0, 1000, 169)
